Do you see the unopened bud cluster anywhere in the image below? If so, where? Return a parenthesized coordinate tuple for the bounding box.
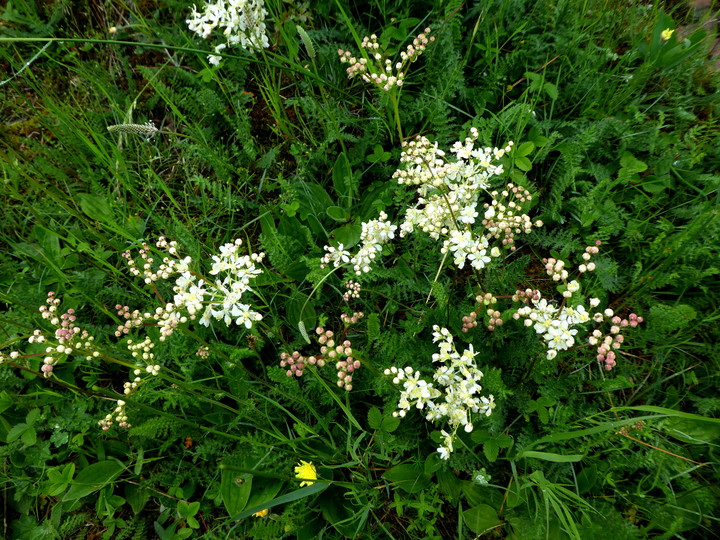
(340, 311, 364, 325)
(589, 311, 643, 370)
(14, 292, 99, 378)
(279, 315, 365, 391)
(338, 28, 434, 91)
(462, 293, 500, 333)
(482, 184, 542, 251)
(343, 280, 361, 302)
(98, 400, 130, 431)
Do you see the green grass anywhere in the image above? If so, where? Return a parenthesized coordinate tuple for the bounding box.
(1, 0, 719, 538)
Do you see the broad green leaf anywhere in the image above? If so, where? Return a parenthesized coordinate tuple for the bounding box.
(33, 225, 61, 262)
(463, 504, 502, 534)
(424, 452, 442, 474)
(437, 469, 462, 500)
(77, 193, 116, 224)
(641, 174, 672, 194)
(221, 470, 253, 517)
(244, 478, 283, 510)
(326, 206, 349, 222)
(26, 408, 40, 425)
(63, 460, 124, 501)
(330, 222, 361, 249)
(125, 484, 150, 514)
(382, 463, 431, 493)
(663, 417, 720, 444)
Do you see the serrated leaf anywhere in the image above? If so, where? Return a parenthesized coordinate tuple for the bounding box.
(483, 440, 499, 462)
(21, 427, 37, 446)
(367, 313, 380, 341)
(496, 434, 513, 448)
(544, 82, 558, 100)
(515, 156, 532, 171)
(619, 152, 648, 173)
(368, 407, 382, 430)
(380, 414, 400, 433)
(516, 141, 535, 157)
(471, 430, 490, 444)
(296, 25, 316, 59)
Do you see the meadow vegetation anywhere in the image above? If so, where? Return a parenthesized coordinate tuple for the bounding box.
(1, 0, 719, 538)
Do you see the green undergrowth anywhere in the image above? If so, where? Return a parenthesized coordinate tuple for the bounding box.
(1, 0, 719, 538)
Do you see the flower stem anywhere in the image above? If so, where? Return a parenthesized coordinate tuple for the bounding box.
(389, 91, 403, 141)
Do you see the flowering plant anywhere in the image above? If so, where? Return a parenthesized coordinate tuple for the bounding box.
(186, 0, 270, 65)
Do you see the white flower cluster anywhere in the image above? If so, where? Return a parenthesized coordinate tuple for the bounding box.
(384, 326, 495, 460)
(123, 237, 265, 336)
(320, 212, 397, 275)
(186, 0, 270, 65)
(442, 229, 498, 271)
(182, 239, 265, 329)
(513, 248, 605, 359)
(392, 129, 542, 271)
(515, 298, 593, 359)
(338, 28, 434, 91)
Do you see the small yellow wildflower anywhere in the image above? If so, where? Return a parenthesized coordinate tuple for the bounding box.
(294, 460, 317, 487)
(253, 508, 269, 518)
(661, 28, 674, 41)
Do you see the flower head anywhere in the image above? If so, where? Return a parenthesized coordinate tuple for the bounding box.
(253, 508, 269, 517)
(294, 460, 317, 486)
(661, 28, 674, 41)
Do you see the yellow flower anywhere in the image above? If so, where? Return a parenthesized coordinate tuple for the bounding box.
(294, 460, 317, 487)
(253, 508, 269, 518)
(661, 28, 674, 41)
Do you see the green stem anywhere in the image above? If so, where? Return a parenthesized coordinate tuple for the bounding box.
(389, 91, 403, 141)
